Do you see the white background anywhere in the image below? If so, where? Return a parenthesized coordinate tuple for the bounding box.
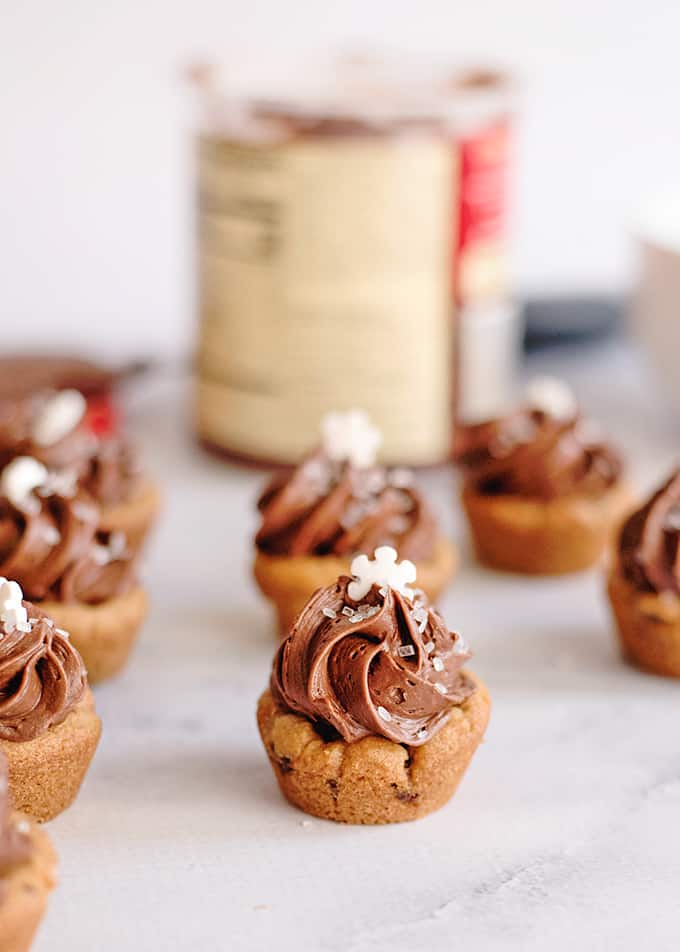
(2, 0, 680, 359)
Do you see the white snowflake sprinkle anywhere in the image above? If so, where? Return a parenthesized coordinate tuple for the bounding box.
(348, 546, 416, 601)
(432, 657, 444, 672)
(31, 390, 86, 446)
(0, 578, 28, 634)
(1, 457, 48, 510)
(434, 683, 447, 695)
(321, 409, 382, 468)
(377, 706, 392, 722)
(424, 641, 435, 654)
(322, 608, 337, 619)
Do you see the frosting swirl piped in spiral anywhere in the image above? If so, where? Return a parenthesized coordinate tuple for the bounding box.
(619, 469, 680, 594)
(456, 406, 622, 499)
(0, 390, 140, 508)
(256, 453, 437, 561)
(0, 461, 136, 605)
(0, 599, 86, 743)
(271, 576, 474, 746)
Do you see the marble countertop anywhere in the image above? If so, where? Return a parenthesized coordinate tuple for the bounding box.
(34, 340, 680, 952)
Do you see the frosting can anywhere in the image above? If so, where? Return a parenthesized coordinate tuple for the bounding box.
(192, 59, 512, 465)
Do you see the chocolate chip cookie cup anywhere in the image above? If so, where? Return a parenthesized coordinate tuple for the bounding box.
(456, 377, 629, 575)
(254, 410, 458, 635)
(0, 456, 148, 683)
(257, 547, 489, 824)
(0, 581, 101, 822)
(608, 470, 680, 677)
(0, 750, 58, 952)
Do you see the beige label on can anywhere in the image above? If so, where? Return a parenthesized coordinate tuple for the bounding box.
(196, 135, 455, 465)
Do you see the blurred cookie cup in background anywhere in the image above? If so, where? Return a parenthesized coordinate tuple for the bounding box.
(0, 580, 101, 822)
(0, 749, 57, 952)
(257, 546, 489, 824)
(0, 388, 160, 555)
(608, 470, 680, 676)
(0, 456, 147, 683)
(254, 410, 458, 635)
(455, 377, 630, 574)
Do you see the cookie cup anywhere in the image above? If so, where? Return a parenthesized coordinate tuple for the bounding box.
(608, 569, 680, 677)
(1, 689, 101, 823)
(462, 481, 631, 575)
(254, 536, 458, 636)
(99, 480, 161, 554)
(257, 674, 489, 824)
(0, 818, 57, 952)
(41, 586, 148, 684)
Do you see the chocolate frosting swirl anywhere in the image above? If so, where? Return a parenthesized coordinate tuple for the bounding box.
(256, 454, 436, 561)
(271, 577, 474, 746)
(456, 407, 622, 499)
(0, 488, 136, 605)
(0, 392, 139, 508)
(0, 601, 86, 743)
(0, 751, 31, 880)
(619, 470, 680, 594)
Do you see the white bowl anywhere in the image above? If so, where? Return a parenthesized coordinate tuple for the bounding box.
(631, 191, 680, 406)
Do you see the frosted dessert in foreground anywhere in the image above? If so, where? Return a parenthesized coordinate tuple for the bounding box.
(608, 469, 680, 676)
(257, 546, 489, 824)
(254, 410, 458, 634)
(455, 377, 629, 574)
(0, 748, 57, 952)
(0, 578, 101, 822)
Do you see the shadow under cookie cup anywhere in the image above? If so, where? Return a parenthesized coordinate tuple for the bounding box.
(608, 569, 680, 677)
(41, 586, 148, 684)
(462, 481, 632, 575)
(98, 480, 161, 554)
(257, 673, 490, 825)
(254, 536, 458, 636)
(0, 817, 57, 952)
(1, 689, 102, 823)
